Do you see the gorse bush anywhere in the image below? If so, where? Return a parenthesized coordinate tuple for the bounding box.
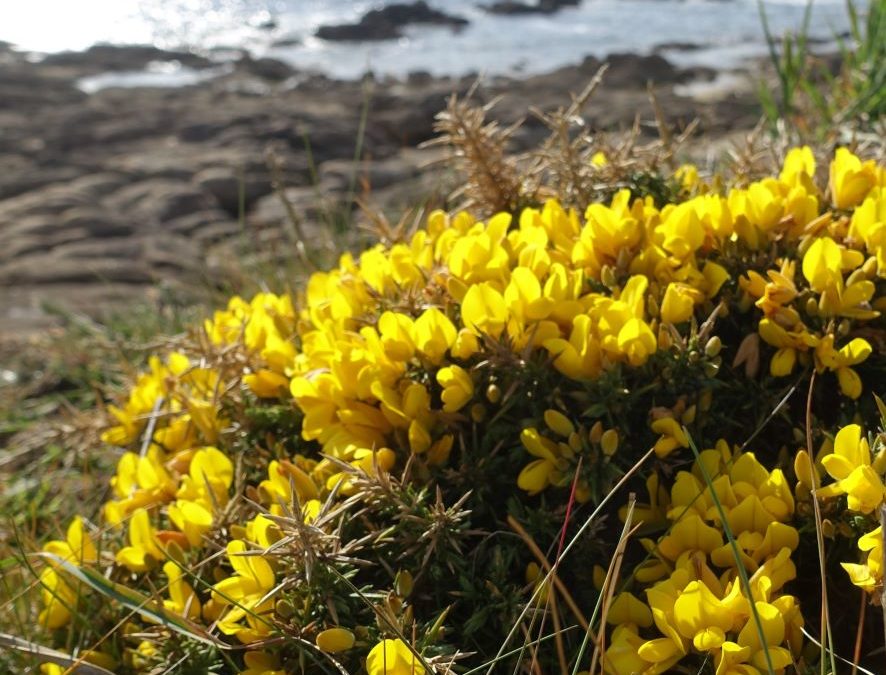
(20, 141, 886, 675)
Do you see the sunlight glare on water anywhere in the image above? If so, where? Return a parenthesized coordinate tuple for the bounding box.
(0, 0, 865, 79)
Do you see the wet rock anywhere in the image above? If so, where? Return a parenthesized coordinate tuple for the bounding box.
(271, 36, 302, 48)
(654, 41, 705, 53)
(316, 1, 468, 42)
(235, 56, 294, 82)
(484, 0, 580, 15)
(41, 44, 213, 74)
(603, 53, 681, 86)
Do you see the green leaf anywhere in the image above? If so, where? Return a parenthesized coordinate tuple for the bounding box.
(40, 553, 229, 650)
(0, 632, 116, 675)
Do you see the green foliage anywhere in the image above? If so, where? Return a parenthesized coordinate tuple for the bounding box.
(757, 0, 885, 138)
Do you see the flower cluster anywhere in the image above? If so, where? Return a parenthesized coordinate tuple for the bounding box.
(32, 146, 884, 674)
(801, 422, 886, 595)
(605, 444, 802, 674)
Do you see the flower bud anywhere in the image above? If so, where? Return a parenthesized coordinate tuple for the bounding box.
(316, 627, 355, 653)
(601, 429, 619, 456)
(589, 420, 604, 444)
(275, 599, 295, 620)
(395, 570, 414, 598)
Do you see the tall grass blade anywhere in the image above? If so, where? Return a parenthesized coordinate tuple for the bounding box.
(0, 632, 116, 675)
(40, 553, 227, 650)
(683, 429, 776, 675)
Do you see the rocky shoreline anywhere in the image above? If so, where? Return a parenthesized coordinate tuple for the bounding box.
(0, 42, 761, 336)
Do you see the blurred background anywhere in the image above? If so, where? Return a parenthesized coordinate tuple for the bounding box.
(0, 0, 869, 336)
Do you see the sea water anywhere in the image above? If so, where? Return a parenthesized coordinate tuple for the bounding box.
(0, 0, 864, 79)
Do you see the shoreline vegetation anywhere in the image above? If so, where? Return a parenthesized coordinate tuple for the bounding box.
(1, 2, 884, 673)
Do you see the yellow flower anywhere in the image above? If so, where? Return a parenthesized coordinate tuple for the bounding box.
(116, 508, 165, 573)
(607, 592, 653, 628)
(163, 561, 201, 620)
(657, 514, 723, 560)
(733, 602, 794, 671)
(604, 624, 671, 675)
(413, 307, 457, 364)
(848, 189, 886, 274)
(779, 145, 815, 191)
(38, 568, 77, 629)
(814, 335, 872, 399)
(436, 365, 474, 413)
(757, 318, 817, 377)
(176, 445, 234, 506)
(616, 318, 657, 367)
(168, 499, 213, 548)
(660, 282, 701, 324)
(583, 190, 641, 261)
(819, 424, 885, 512)
(544, 314, 602, 380)
(651, 417, 689, 458)
(366, 638, 425, 675)
(43, 516, 97, 565)
(241, 651, 287, 675)
(830, 147, 877, 209)
(461, 282, 508, 339)
(517, 427, 565, 495)
(244, 369, 290, 398)
(656, 201, 705, 259)
(379, 311, 416, 362)
(672, 581, 737, 650)
(841, 526, 883, 592)
(39, 516, 100, 628)
(212, 540, 276, 642)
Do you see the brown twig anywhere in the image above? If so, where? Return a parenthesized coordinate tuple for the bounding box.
(507, 515, 591, 636)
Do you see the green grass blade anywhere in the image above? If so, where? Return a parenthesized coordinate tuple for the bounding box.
(40, 553, 228, 650)
(683, 429, 777, 675)
(0, 632, 116, 675)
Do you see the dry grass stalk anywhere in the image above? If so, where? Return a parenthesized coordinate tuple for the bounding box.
(425, 86, 526, 215)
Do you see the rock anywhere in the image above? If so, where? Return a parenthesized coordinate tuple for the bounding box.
(165, 209, 235, 237)
(235, 56, 294, 82)
(65, 172, 132, 199)
(603, 53, 681, 87)
(0, 255, 155, 285)
(193, 221, 246, 246)
(107, 180, 216, 224)
(178, 122, 227, 143)
(316, 1, 468, 42)
(41, 44, 213, 74)
(61, 207, 132, 237)
(372, 90, 449, 145)
(484, 0, 580, 15)
(271, 36, 302, 48)
(0, 40, 760, 335)
(319, 155, 421, 192)
(194, 167, 273, 215)
(653, 41, 704, 53)
(0, 166, 84, 200)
